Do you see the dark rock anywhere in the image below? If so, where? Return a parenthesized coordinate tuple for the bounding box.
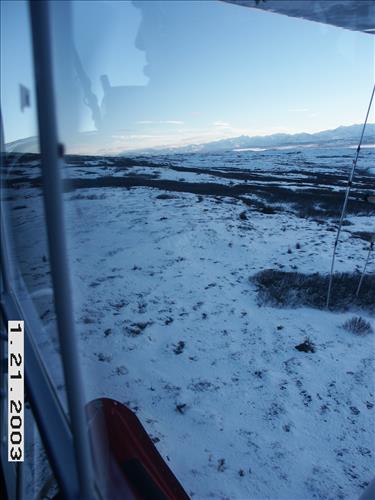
(176, 403, 186, 414)
(350, 406, 360, 415)
(174, 341, 185, 355)
(295, 340, 316, 353)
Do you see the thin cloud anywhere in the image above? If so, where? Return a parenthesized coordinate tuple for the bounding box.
(288, 108, 309, 113)
(213, 121, 231, 129)
(163, 120, 184, 125)
(137, 120, 184, 125)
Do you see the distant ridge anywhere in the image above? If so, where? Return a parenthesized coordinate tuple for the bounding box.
(128, 123, 375, 155)
(6, 123, 374, 156)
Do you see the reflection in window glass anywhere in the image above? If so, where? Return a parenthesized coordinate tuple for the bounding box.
(55, 0, 375, 498)
(1, 0, 66, 413)
(23, 407, 58, 499)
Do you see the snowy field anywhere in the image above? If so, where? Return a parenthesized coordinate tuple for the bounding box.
(4, 146, 375, 499)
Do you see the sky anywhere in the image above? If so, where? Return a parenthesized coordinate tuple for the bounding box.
(1, 0, 374, 153)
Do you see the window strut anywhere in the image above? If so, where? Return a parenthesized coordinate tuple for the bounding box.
(28, 2, 95, 498)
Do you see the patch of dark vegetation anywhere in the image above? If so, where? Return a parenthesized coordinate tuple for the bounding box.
(351, 231, 375, 243)
(96, 352, 112, 363)
(69, 192, 107, 201)
(89, 274, 121, 287)
(6, 152, 374, 220)
(350, 406, 360, 416)
(300, 390, 313, 406)
(252, 269, 375, 312)
(124, 321, 152, 337)
(173, 341, 185, 355)
(266, 402, 285, 418)
(65, 154, 168, 169)
(295, 339, 316, 353)
(110, 300, 127, 311)
(2, 152, 41, 167)
(175, 403, 187, 414)
(156, 193, 177, 200)
(114, 365, 128, 376)
(189, 380, 215, 392)
(342, 316, 373, 336)
(239, 210, 247, 220)
(83, 316, 95, 324)
(217, 458, 226, 472)
(260, 205, 277, 214)
(341, 219, 353, 226)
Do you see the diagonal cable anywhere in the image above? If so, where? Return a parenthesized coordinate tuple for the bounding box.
(326, 83, 375, 309)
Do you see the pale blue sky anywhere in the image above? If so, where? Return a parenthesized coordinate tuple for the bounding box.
(1, 0, 374, 153)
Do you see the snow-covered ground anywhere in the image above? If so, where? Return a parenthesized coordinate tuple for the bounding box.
(4, 147, 375, 499)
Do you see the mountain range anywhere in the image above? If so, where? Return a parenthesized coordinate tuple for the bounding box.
(131, 123, 375, 155)
(6, 123, 374, 156)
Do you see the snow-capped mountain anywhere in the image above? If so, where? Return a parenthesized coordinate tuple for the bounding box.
(130, 123, 375, 155)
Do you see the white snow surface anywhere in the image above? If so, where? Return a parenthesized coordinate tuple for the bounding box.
(66, 194, 374, 499)
(5, 147, 375, 499)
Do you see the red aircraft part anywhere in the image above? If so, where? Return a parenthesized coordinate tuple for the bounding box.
(86, 398, 190, 500)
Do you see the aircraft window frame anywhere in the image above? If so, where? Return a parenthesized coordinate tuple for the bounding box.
(0, 1, 95, 498)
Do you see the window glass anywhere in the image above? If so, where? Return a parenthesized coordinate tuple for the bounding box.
(40, 0, 375, 498)
(23, 407, 58, 499)
(1, 0, 66, 409)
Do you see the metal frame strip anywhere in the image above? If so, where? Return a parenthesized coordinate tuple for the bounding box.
(28, 1, 94, 497)
(1, 288, 80, 499)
